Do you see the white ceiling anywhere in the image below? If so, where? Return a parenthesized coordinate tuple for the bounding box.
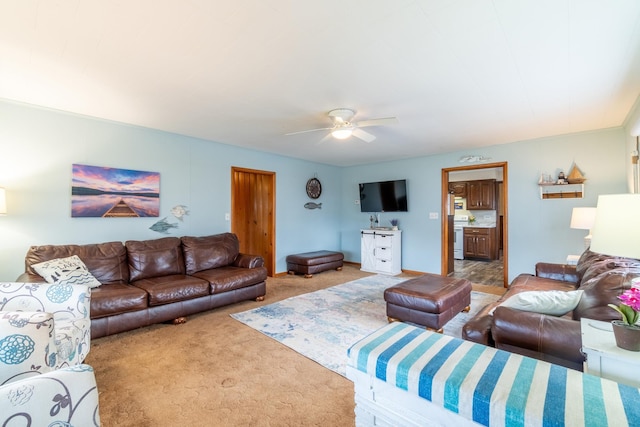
(2, 1, 640, 166)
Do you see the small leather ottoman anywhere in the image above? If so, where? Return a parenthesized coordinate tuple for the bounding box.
(384, 273, 472, 332)
(286, 251, 344, 278)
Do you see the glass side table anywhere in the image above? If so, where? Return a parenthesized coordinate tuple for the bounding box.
(580, 318, 640, 388)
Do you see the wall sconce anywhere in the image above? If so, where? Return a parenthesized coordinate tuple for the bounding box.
(570, 207, 596, 248)
(0, 187, 6, 216)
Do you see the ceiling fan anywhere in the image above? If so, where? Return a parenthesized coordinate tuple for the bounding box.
(285, 108, 398, 143)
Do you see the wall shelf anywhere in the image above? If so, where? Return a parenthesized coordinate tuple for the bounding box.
(539, 183, 584, 199)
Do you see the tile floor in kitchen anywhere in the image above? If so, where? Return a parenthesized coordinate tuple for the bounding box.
(450, 254, 505, 288)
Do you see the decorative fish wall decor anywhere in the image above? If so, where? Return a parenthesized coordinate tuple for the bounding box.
(304, 202, 322, 210)
(149, 217, 179, 234)
(171, 205, 190, 221)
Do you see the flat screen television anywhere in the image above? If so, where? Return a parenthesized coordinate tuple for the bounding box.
(359, 179, 408, 212)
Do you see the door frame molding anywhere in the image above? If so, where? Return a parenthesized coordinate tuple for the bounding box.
(441, 161, 508, 287)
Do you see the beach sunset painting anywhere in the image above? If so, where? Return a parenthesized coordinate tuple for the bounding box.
(72, 164, 160, 218)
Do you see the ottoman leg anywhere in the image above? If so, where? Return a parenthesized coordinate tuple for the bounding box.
(288, 270, 295, 275)
(427, 327, 444, 334)
(304, 273, 313, 278)
(336, 266, 343, 271)
(462, 305, 471, 313)
(387, 317, 400, 323)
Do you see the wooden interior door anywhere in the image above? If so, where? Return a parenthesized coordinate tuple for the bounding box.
(231, 167, 275, 276)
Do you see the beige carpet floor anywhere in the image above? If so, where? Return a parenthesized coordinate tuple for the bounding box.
(85, 265, 505, 427)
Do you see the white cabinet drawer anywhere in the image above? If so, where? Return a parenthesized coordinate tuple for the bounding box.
(376, 258, 393, 273)
(375, 246, 392, 260)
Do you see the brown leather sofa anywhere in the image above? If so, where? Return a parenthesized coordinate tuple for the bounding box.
(17, 233, 267, 339)
(462, 250, 639, 371)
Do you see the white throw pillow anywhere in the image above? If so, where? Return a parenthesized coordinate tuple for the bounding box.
(489, 290, 583, 316)
(32, 255, 102, 288)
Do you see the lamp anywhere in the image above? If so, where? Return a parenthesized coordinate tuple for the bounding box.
(590, 194, 640, 259)
(570, 207, 597, 248)
(0, 187, 6, 216)
(331, 124, 354, 140)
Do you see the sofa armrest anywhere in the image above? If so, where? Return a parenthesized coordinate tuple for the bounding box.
(491, 307, 583, 369)
(0, 282, 91, 323)
(0, 311, 56, 385)
(0, 364, 100, 426)
(1, 283, 92, 369)
(233, 253, 265, 269)
(461, 313, 495, 347)
(535, 262, 579, 283)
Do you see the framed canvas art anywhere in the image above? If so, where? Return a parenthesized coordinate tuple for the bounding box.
(71, 164, 160, 218)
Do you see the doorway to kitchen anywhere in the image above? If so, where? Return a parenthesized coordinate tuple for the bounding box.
(440, 162, 508, 288)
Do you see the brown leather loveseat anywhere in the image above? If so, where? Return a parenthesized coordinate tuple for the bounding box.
(462, 249, 639, 371)
(17, 233, 267, 338)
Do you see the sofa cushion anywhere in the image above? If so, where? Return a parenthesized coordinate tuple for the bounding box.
(32, 255, 102, 288)
(126, 237, 185, 282)
(574, 249, 612, 281)
(192, 266, 267, 294)
(131, 274, 210, 305)
(25, 242, 129, 285)
(489, 290, 583, 316)
(89, 283, 148, 318)
(574, 264, 640, 321)
(181, 233, 240, 275)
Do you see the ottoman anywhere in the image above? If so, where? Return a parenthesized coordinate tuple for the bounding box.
(286, 250, 344, 278)
(384, 273, 472, 332)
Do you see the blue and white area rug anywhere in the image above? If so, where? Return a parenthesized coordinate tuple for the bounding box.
(230, 274, 500, 377)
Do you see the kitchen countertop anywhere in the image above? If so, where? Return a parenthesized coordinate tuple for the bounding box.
(462, 223, 496, 228)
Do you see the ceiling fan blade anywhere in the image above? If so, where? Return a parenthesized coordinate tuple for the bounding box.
(317, 133, 333, 144)
(285, 127, 333, 136)
(352, 128, 376, 143)
(355, 117, 399, 128)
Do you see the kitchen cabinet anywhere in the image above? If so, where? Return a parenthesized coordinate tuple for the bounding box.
(463, 227, 496, 260)
(448, 181, 467, 197)
(361, 229, 402, 275)
(467, 179, 496, 210)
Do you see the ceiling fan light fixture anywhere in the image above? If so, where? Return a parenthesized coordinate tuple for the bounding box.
(331, 127, 353, 139)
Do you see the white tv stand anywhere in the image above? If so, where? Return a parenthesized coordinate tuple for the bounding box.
(360, 229, 402, 275)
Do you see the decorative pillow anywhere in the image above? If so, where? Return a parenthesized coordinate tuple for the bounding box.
(32, 255, 102, 288)
(489, 290, 583, 316)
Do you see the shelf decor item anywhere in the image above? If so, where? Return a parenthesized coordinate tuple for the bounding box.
(567, 164, 586, 184)
(389, 218, 399, 230)
(608, 287, 640, 351)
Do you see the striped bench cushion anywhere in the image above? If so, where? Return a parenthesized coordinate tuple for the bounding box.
(347, 322, 640, 427)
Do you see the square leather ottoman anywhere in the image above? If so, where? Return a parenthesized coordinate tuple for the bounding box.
(286, 251, 344, 278)
(384, 273, 472, 331)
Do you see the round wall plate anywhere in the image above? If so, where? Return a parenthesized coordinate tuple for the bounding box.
(306, 177, 322, 199)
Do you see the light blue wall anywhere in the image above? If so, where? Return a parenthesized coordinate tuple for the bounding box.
(341, 128, 628, 281)
(0, 99, 631, 282)
(0, 100, 342, 280)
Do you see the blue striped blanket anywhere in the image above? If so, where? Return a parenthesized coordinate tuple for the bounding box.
(347, 322, 640, 427)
